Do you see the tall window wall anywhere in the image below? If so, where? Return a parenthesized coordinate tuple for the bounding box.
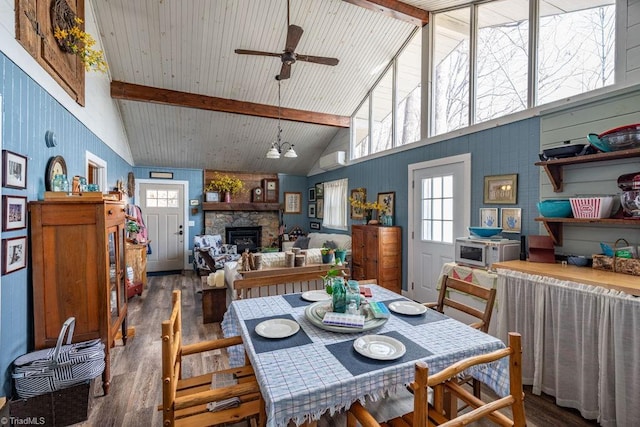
(432, 0, 615, 136)
(352, 1, 616, 156)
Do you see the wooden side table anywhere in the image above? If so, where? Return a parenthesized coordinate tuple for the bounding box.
(200, 276, 227, 323)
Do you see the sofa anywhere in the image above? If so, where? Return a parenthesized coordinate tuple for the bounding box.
(223, 232, 352, 300)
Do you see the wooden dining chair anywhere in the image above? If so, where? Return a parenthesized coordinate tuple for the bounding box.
(424, 274, 497, 402)
(347, 332, 526, 427)
(159, 290, 266, 427)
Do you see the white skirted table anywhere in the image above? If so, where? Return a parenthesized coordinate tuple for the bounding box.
(493, 261, 640, 426)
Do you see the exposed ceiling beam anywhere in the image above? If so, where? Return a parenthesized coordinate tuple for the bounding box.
(343, 0, 429, 26)
(110, 81, 351, 128)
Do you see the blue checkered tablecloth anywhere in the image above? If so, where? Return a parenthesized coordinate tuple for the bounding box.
(221, 285, 509, 427)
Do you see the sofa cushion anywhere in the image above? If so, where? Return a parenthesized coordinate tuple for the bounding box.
(292, 236, 310, 249)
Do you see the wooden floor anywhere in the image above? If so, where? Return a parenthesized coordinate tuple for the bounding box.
(80, 272, 600, 427)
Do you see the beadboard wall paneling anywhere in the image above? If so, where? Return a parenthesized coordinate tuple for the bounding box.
(312, 117, 541, 290)
(539, 87, 640, 256)
(0, 52, 133, 397)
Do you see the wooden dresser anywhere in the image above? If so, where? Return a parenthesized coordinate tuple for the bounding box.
(351, 225, 402, 293)
(29, 200, 129, 395)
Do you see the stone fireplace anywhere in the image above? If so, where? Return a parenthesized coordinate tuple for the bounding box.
(204, 211, 279, 249)
(226, 226, 262, 253)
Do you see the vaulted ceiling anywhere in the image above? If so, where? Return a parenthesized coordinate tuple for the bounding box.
(91, 0, 446, 175)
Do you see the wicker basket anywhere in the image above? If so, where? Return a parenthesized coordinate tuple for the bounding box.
(592, 238, 640, 276)
(10, 380, 92, 426)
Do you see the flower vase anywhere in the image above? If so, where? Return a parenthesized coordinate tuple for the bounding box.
(331, 278, 347, 313)
(224, 192, 231, 203)
(365, 210, 372, 224)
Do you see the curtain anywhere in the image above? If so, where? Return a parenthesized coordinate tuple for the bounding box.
(322, 178, 348, 230)
(495, 268, 640, 425)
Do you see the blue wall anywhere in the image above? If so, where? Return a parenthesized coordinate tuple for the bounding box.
(0, 53, 133, 396)
(310, 118, 541, 289)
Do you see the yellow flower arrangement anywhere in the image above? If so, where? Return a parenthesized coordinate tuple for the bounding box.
(54, 18, 108, 72)
(349, 188, 383, 212)
(205, 172, 244, 195)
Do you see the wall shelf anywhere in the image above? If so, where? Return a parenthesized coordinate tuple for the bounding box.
(203, 202, 280, 211)
(534, 147, 640, 192)
(535, 217, 640, 245)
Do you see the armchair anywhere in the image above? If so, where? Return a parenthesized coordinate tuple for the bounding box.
(193, 234, 240, 273)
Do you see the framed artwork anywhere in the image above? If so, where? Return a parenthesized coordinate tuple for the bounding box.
(2, 150, 28, 189)
(3, 236, 27, 275)
(284, 192, 302, 214)
(479, 208, 499, 228)
(316, 199, 324, 219)
(377, 191, 395, 218)
(149, 171, 174, 179)
(310, 222, 321, 230)
(350, 188, 366, 219)
(3, 196, 27, 231)
(501, 208, 522, 233)
(308, 203, 316, 218)
(205, 191, 220, 202)
(308, 187, 316, 202)
(315, 183, 324, 198)
(484, 174, 518, 204)
(282, 233, 290, 242)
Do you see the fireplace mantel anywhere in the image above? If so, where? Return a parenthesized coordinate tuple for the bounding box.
(202, 202, 280, 211)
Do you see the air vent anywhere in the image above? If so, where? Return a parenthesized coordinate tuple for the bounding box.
(318, 151, 346, 170)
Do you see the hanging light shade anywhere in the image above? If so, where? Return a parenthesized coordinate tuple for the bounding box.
(266, 79, 298, 159)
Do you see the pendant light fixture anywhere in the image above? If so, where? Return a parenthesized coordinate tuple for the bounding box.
(266, 79, 297, 159)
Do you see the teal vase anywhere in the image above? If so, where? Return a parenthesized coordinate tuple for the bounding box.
(331, 278, 347, 313)
(334, 249, 347, 264)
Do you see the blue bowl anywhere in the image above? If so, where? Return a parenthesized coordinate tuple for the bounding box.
(468, 227, 502, 238)
(537, 200, 572, 218)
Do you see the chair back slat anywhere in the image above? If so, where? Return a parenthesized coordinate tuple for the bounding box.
(436, 275, 496, 333)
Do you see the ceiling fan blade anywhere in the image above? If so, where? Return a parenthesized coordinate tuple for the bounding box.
(277, 63, 291, 80)
(285, 25, 304, 53)
(295, 54, 339, 66)
(235, 49, 282, 58)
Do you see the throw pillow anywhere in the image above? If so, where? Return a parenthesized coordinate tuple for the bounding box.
(293, 236, 310, 249)
(324, 240, 338, 250)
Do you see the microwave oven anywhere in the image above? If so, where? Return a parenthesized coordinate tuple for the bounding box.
(455, 237, 520, 269)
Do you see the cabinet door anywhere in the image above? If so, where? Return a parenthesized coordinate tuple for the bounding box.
(364, 228, 379, 279)
(107, 226, 126, 323)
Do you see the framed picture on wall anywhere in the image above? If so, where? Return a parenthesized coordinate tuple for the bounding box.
(309, 187, 316, 202)
(484, 174, 518, 204)
(2, 150, 27, 189)
(350, 188, 366, 219)
(479, 208, 499, 228)
(501, 208, 522, 233)
(316, 199, 324, 219)
(2, 236, 27, 275)
(3, 195, 27, 231)
(284, 192, 302, 214)
(377, 191, 395, 218)
(308, 203, 316, 218)
(310, 222, 321, 230)
(315, 183, 324, 198)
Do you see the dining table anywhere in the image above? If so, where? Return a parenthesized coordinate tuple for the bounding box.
(221, 284, 510, 427)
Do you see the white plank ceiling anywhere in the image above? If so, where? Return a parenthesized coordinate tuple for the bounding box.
(92, 0, 600, 175)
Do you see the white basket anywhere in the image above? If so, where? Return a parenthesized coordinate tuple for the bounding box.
(570, 196, 615, 218)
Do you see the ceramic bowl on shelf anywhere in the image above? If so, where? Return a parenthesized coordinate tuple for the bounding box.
(468, 227, 502, 238)
(537, 200, 572, 218)
(567, 255, 590, 267)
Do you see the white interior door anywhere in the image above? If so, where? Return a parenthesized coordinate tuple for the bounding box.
(138, 182, 185, 272)
(408, 154, 470, 302)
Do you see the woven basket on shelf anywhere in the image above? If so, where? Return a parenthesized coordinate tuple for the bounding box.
(592, 238, 640, 277)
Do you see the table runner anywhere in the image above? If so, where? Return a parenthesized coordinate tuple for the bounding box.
(222, 284, 509, 427)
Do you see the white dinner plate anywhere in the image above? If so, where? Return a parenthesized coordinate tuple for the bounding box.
(353, 335, 406, 360)
(301, 290, 331, 302)
(388, 301, 427, 316)
(255, 319, 300, 339)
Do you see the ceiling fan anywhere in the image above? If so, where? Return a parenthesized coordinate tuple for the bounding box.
(234, 0, 339, 80)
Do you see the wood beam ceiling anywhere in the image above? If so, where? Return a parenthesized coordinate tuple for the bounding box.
(342, 0, 429, 27)
(110, 81, 351, 128)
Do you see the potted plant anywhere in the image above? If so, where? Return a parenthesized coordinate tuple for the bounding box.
(334, 246, 348, 265)
(205, 172, 244, 202)
(320, 244, 335, 264)
(321, 265, 347, 313)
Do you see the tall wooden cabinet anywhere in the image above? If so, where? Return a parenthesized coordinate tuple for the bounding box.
(351, 225, 402, 293)
(29, 200, 128, 395)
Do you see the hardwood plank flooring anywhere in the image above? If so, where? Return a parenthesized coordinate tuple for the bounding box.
(77, 272, 599, 426)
